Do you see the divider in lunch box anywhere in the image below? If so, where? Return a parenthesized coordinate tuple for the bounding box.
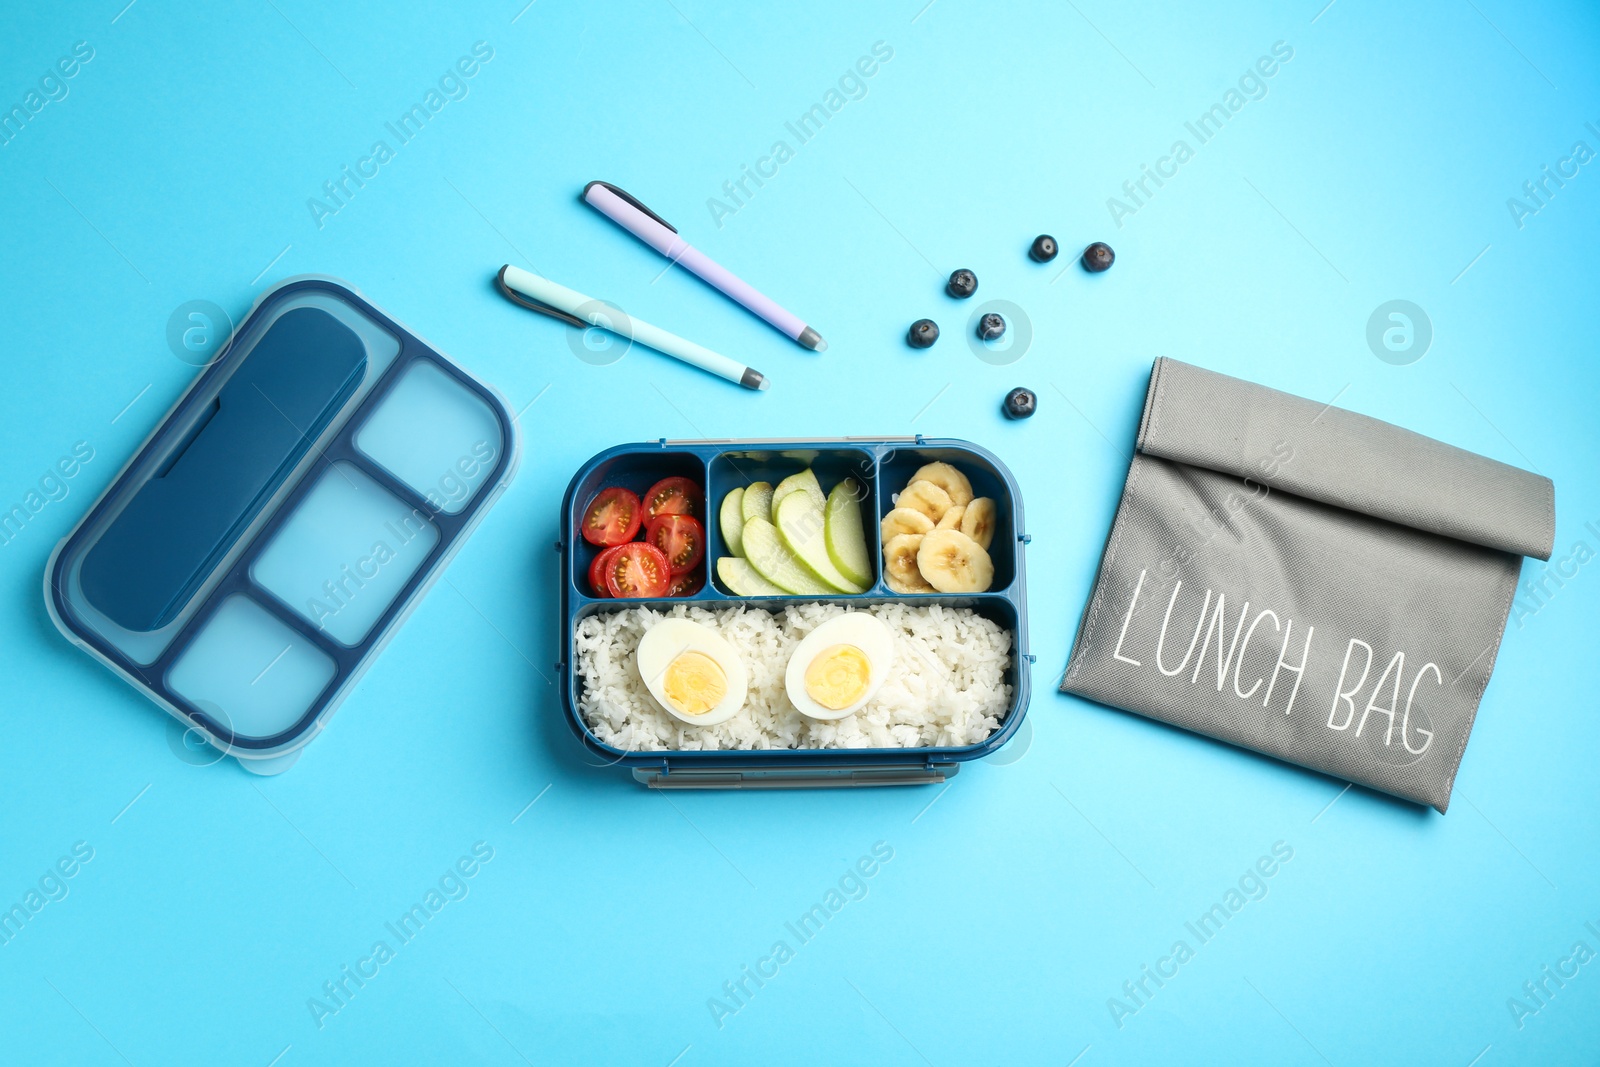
(49, 279, 516, 754)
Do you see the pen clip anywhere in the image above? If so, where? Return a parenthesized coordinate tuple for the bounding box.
(495, 265, 585, 329)
(583, 180, 677, 234)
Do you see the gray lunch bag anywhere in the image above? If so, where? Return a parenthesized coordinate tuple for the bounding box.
(1061, 358, 1555, 811)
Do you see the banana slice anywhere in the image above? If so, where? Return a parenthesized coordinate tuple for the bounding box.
(910, 462, 973, 506)
(884, 534, 935, 593)
(936, 504, 965, 530)
(881, 506, 934, 543)
(886, 572, 935, 595)
(960, 497, 996, 550)
(896, 480, 952, 523)
(916, 530, 994, 593)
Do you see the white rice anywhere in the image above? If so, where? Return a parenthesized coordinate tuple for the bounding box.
(573, 602, 1013, 751)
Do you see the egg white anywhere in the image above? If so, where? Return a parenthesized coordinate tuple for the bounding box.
(784, 613, 894, 720)
(636, 618, 749, 726)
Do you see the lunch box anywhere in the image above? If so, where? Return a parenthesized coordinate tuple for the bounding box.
(558, 438, 1032, 788)
(46, 277, 520, 773)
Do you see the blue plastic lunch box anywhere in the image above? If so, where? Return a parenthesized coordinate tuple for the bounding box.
(558, 438, 1033, 787)
(46, 278, 520, 773)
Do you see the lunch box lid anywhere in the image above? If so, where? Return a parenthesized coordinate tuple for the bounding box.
(46, 277, 521, 772)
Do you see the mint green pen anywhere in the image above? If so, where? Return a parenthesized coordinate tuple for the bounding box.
(496, 265, 769, 391)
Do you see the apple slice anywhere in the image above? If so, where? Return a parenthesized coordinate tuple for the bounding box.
(771, 468, 825, 515)
(742, 481, 774, 526)
(775, 490, 867, 594)
(719, 488, 745, 558)
(741, 517, 834, 595)
(716, 556, 784, 596)
(825, 478, 873, 589)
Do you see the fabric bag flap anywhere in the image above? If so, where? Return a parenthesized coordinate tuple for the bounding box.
(1137, 359, 1555, 560)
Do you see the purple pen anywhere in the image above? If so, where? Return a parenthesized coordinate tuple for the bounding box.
(582, 181, 827, 352)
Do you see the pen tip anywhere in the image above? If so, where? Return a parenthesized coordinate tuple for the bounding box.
(798, 326, 826, 352)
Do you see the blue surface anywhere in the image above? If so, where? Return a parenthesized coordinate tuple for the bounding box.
(1, 1, 1596, 1064)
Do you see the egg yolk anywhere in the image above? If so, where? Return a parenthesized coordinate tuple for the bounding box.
(662, 651, 727, 716)
(804, 644, 872, 711)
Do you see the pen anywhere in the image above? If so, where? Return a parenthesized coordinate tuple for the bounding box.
(582, 181, 828, 353)
(495, 265, 769, 391)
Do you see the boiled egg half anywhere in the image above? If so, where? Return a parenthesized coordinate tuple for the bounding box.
(784, 613, 894, 720)
(636, 619, 749, 726)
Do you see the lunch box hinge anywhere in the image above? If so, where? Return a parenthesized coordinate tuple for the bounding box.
(634, 765, 959, 789)
(1019, 533, 1031, 544)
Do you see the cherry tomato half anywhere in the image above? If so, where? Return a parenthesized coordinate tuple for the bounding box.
(603, 542, 672, 598)
(645, 514, 705, 576)
(588, 544, 625, 597)
(642, 476, 702, 521)
(666, 570, 705, 598)
(581, 486, 643, 546)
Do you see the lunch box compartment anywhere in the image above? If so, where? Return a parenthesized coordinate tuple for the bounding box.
(558, 438, 1031, 787)
(707, 446, 879, 594)
(249, 461, 442, 647)
(877, 444, 1018, 594)
(567, 450, 708, 599)
(166, 593, 339, 740)
(354, 359, 506, 514)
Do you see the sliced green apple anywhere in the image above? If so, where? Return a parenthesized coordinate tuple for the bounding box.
(741, 517, 834, 594)
(716, 556, 784, 596)
(775, 490, 867, 593)
(771, 468, 825, 515)
(742, 481, 773, 526)
(825, 478, 873, 589)
(719, 488, 745, 558)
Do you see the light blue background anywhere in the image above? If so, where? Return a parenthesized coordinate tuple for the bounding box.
(2, 1, 1597, 1064)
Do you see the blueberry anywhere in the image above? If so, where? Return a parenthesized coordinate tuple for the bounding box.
(1029, 235, 1058, 262)
(1003, 387, 1036, 420)
(946, 269, 978, 299)
(907, 319, 939, 348)
(1081, 242, 1115, 272)
(976, 313, 1006, 341)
